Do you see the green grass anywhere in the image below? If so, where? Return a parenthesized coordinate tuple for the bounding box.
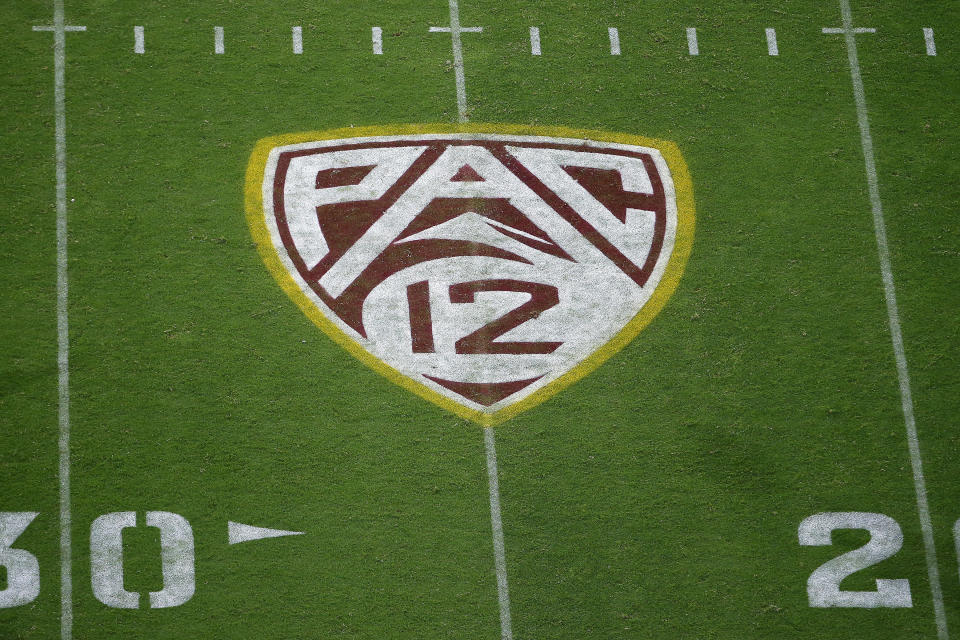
(1, 1, 957, 638)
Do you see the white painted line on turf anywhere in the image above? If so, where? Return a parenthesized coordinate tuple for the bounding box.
(214, 26, 224, 54)
(134, 26, 144, 54)
(832, 1, 949, 637)
(923, 28, 937, 56)
(686, 27, 699, 55)
(484, 428, 514, 640)
(33, 1, 82, 636)
(430, 4, 514, 636)
(608, 27, 620, 55)
(766, 27, 779, 56)
(53, 4, 73, 633)
(372, 26, 383, 55)
(529, 26, 541, 55)
(33, 25, 85, 32)
(954, 519, 960, 585)
(228, 521, 305, 545)
(292, 26, 302, 54)
(823, 26, 875, 34)
(430, 26, 482, 33)
(433, 0, 479, 122)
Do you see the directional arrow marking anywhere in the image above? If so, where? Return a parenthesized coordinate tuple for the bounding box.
(228, 522, 304, 545)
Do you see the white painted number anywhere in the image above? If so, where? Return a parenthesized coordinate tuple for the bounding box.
(90, 511, 195, 609)
(0, 512, 41, 608)
(798, 512, 912, 608)
(146, 511, 195, 608)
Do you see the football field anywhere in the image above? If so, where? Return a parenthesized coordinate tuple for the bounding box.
(2, 1, 959, 638)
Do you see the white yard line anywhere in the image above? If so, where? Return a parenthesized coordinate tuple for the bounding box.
(134, 26, 144, 54)
(55, 7, 72, 631)
(430, 2, 514, 634)
(529, 27, 541, 55)
(32, 1, 82, 637)
(765, 28, 779, 56)
(954, 519, 960, 585)
(372, 27, 383, 55)
(608, 27, 620, 55)
(484, 428, 514, 640)
(923, 28, 937, 56)
(833, 1, 948, 637)
(446, 0, 468, 121)
(686, 27, 699, 55)
(292, 26, 303, 55)
(214, 26, 224, 54)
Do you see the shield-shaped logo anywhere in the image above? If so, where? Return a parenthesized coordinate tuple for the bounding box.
(246, 124, 694, 425)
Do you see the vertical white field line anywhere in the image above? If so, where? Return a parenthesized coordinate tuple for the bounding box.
(436, 2, 511, 634)
(836, 1, 948, 638)
(214, 26, 224, 54)
(608, 27, 620, 55)
(954, 519, 960, 585)
(292, 26, 303, 54)
(686, 27, 699, 55)
(372, 27, 383, 55)
(133, 26, 144, 54)
(446, 0, 468, 121)
(529, 26, 541, 56)
(484, 427, 513, 640)
(49, 0, 73, 637)
(923, 28, 937, 56)
(765, 27, 779, 56)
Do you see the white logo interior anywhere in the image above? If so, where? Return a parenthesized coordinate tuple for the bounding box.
(260, 134, 679, 412)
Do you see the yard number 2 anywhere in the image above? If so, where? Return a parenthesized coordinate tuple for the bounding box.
(798, 512, 912, 608)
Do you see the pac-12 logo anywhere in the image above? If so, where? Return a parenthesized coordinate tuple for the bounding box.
(245, 125, 695, 425)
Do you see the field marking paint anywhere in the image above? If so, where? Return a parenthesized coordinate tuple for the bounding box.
(228, 522, 305, 544)
(0, 512, 41, 607)
(823, 27, 875, 34)
(430, 26, 482, 33)
(214, 26, 224, 54)
(430, 0, 482, 122)
(799, 512, 912, 607)
(292, 26, 303, 54)
(146, 512, 196, 609)
(954, 519, 960, 584)
(686, 27, 699, 55)
(485, 428, 514, 640)
(134, 26, 144, 54)
(765, 28, 779, 56)
(436, 2, 510, 634)
(32, 25, 85, 32)
(828, 1, 948, 637)
(372, 27, 383, 55)
(529, 27, 541, 55)
(608, 27, 620, 55)
(33, 3, 83, 635)
(90, 512, 138, 608)
(90, 512, 196, 609)
(923, 28, 937, 56)
(245, 124, 695, 426)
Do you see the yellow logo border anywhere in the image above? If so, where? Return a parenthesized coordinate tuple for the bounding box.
(245, 123, 695, 426)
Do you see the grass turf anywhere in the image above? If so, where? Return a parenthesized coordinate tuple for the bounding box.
(1, 1, 957, 638)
